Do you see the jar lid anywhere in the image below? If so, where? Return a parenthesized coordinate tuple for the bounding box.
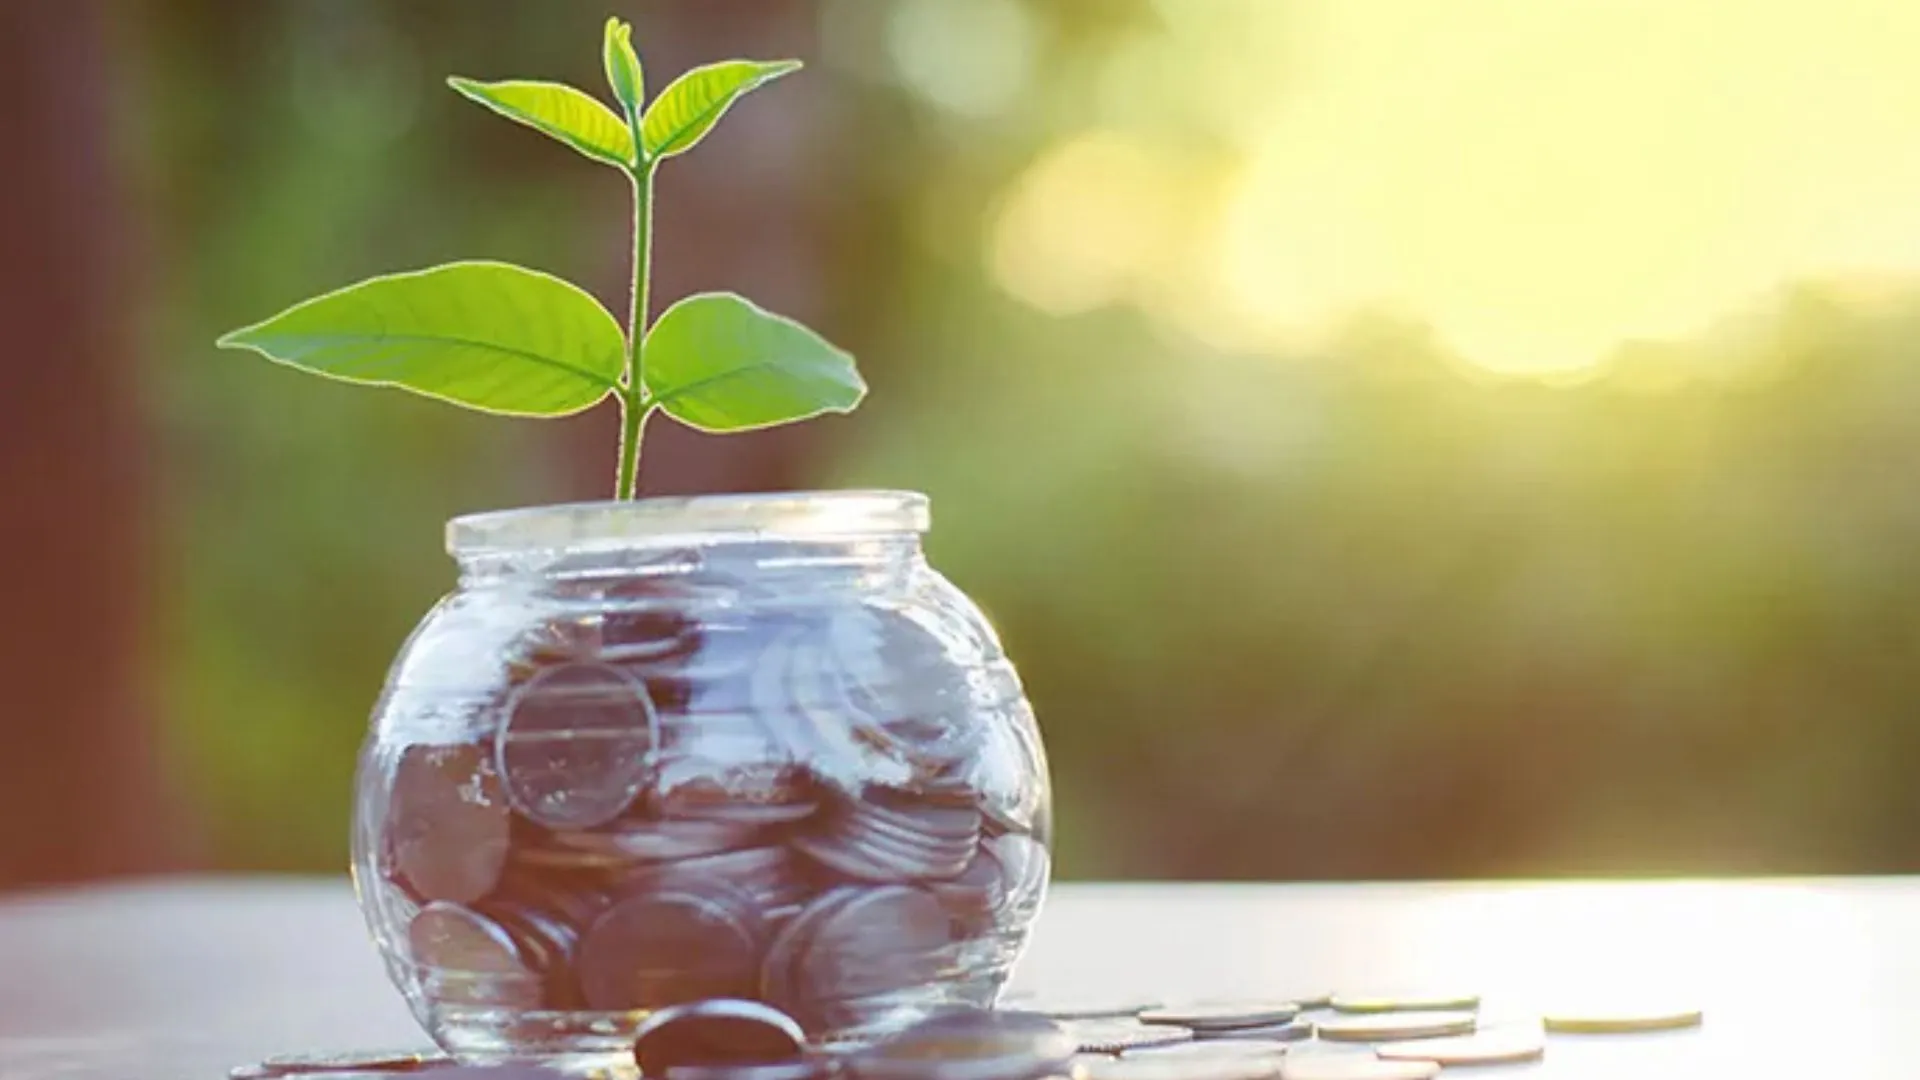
(447, 491, 930, 557)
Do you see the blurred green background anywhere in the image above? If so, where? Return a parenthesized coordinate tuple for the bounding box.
(12, 0, 1920, 886)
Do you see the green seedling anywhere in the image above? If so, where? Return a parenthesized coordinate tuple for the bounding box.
(218, 17, 864, 499)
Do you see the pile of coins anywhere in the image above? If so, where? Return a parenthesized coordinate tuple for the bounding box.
(363, 587, 1051, 1046)
(1033, 991, 1703, 1078)
(231, 990, 1706, 1080)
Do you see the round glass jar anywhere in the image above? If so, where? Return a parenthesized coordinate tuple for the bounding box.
(350, 492, 1051, 1069)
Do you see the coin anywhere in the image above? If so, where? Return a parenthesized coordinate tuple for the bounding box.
(1196, 1020, 1311, 1043)
(549, 816, 764, 863)
(498, 661, 659, 830)
(1060, 1020, 1194, 1054)
(577, 882, 768, 1009)
(1080, 1054, 1278, 1080)
(1314, 1012, 1476, 1043)
(1327, 993, 1479, 1015)
(483, 901, 584, 1007)
(389, 744, 512, 904)
(621, 844, 810, 914)
(1140, 1003, 1299, 1031)
(406, 901, 545, 1008)
(931, 845, 1006, 930)
(1375, 1023, 1546, 1065)
(632, 998, 807, 1077)
(794, 791, 982, 883)
(981, 834, 1048, 916)
(667, 1062, 831, 1080)
(1541, 1005, 1704, 1033)
(761, 888, 864, 1023)
(1124, 1038, 1292, 1060)
(237, 1049, 453, 1077)
(792, 885, 956, 1021)
(1278, 1056, 1437, 1080)
(848, 1008, 1077, 1080)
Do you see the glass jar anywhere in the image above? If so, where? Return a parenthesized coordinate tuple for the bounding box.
(350, 492, 1051, 1070)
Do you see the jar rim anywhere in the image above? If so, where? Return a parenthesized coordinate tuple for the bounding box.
(446, 490, 930, 556)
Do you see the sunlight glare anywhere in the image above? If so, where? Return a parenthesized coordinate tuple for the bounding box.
(996, 0, 1920, 377)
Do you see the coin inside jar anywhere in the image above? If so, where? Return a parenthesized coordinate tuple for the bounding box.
(632, 998, 808, 1077)
(388, 744, 512, 904)
(577, 882, 769, 1010)
(497, 661, 659, 830)
(407, 901, 545, 1008)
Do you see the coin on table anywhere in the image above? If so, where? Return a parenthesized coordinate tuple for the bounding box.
(1081, 1055, 1280, 1080)
(498, 661, 659, 830)
(847, 1007, 1077, 1080)
(1542, 1004, 1704, 1033)
(390, 744, 512, 904)
(1314, 1012, 1475, 1043)
(577, 882, 768, 1009)
(632, 998, 807, 1077)
(1124, 1038, 1293, 1061)
(234, 1049, 455, 1078)
(1196, 1020, 1311, 1043)
(1327, 993, 1478, 1015)
(1140, 1003, 1299, 1031)
(1375, 1023, 1546, 1066)
(666, 1062, 831, 1080)
(1060, 1019, 1195, 1054)
(408, 1060, 572, 1068)
(1278, 1056, 1437, 1080)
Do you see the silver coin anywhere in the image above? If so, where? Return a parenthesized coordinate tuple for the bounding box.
(1314, 1012, 1476, 1043)
(388, 744, 511, 904)
(1327, 992, 1479, 1015)
(632, 998, 808, 1077)
(1081, 1057, 1279, 1080)
(667, 1062, 831, 1080)
(1197, 1020, 1311, 1043)
(406, 901, 545, 1008)
(576, 882, 767, 1009)
(826, 608, 984, 771)
(239, 1049, 451, 1077)
(1060, 1020, 1194, 1054)
(778, 630, 917, 792)
(1140, 1003, 1299, 1031)
(932, 846, 1007, 926)
(552, 816, 763, 862)
(481, 901, 582, 1007)
(982, 834, 1048, 916)
(497, 661, 659, 830)
(848, 1008, 1077, 1080)
(761, 887, 865, 1023)
(1124, 1039, 1291, 1061)
(1278, 1057, 1437, 1080)
(1375, 1023, 1546, 1065)
(799, 885, 955, 1007)
(622, 845, 809, 913)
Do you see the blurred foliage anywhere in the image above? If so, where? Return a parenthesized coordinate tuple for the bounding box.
(136, 0, 1920, 879)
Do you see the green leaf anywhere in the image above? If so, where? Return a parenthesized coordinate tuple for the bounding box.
(644, 292, 864, 431)
(447, 77, 636, 167)
(640, 60, 802, 160)
(217, 261, 627, 417)
(602, 17, 645, 118)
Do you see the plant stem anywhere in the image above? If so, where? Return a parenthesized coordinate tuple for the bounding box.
(614, 161, 656, 500)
